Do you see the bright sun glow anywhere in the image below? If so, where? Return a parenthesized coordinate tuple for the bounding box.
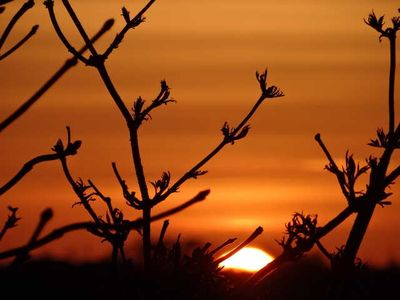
(219, 247, 274, 272)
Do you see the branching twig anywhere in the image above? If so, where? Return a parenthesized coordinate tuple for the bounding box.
(102, 0, 156, 60)
(153, 70, 284, 206)
(44, 0, 89, 64)
(0, 18, 114, 132)
(0, 129, 81, 196)
(315, 133, 350, 202)
(0, 206, 20, 241)
(215, 226, 263, 265)
(0, 0, 37, 57)
(112, 162, 142, 209)
(0, 190, 210, 260)
(0, 24, 38, 61)
(12, 208, 53, 265)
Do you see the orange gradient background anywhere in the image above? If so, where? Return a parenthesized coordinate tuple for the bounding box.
(1, 0, 399, 266)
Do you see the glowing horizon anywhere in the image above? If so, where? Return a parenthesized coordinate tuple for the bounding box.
(219, 247, 274, 272)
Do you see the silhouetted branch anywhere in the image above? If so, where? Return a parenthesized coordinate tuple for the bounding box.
(154, 219, 169, 257)
(102, 0, 156, 59)
(209, 238, 237, 256)
(365, 10, 399, 135)
(239, 206, 354, 294)
(0, 190, 210, 260)
(12, 208, 53, 265)
(61, 0, 98, 57)
(236, 253, 287, 298)
(88, 179, 116, 224)
(0, 0, 37, 58)
(315, 133, 350, 202)
(0, 154, 62, 196)
(153, 70, 284, 206)
(0, 221, 92, 259)
(112, 162, 142, 209)
(0, 18, 114, 132)
(129, 128, 152, 266)
(315, 240, 333, 260)
(147, 190, 210, 222)
(0, 24, 38, 61)
(0, 0, 15, 6)
(337, 11, 400, 272)
(0, 128, 82, 195)
(44, 0, 89, 64)
(388, 32, 396, 135)
(0, 206, 20, 241)
(59, 159, 100, 226)
(215, 226, 263, 265)
(132, 80, 175, 127)
(385, 165, 400, 185)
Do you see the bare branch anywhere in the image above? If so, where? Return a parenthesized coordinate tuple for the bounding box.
(12, 208, 53, 265)
(147, 190, 210, 222)
(315, 240, 333, 261)
(0, 206, 20, 241)
(132, 80, 175, 126)
(0, 18, 114, 132)
(215, 226, 263, 265)
(154, 71, 283, 205)
(0, 132, 81, 196)
(385, 165, 400, 185)
(315, 133, 350, 202)
(87, 179, 116, 225)
(44, 0, 89, 64)
(61, 0, 98, 57)
(155, 219, 169, 253)
(0, 0, 35, 51)
(0, 24, 38, 61)
(209, 238, 237, 256)
(102, 0, 157, 59)
(112, 162, 142, 209)
(0, 190, 210, 260)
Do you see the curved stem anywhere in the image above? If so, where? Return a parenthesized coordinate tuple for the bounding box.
(0, 0, 34, 50)
(0, 19, 114, 132)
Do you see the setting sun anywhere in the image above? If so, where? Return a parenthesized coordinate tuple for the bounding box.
(219, 247, 274, 272)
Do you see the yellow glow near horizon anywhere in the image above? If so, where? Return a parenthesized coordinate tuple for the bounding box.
(219, 247, 274, 272)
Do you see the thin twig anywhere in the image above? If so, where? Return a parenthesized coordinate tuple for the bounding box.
(0, 18, 114, 132)
(215, 226, 263, 265)
(0, 206, 20, 241)
(112, 162, 142, 209)
(146, 190, 210, 222)
(388, 31, 397, 135)
(315, 240, 333, 260)
(209, 238, 237, 256)
(155, 219, 169, 252)
(44, 0, 89, 64)
(0, 0, 35, 50)
(88, 179, 116, 224)
(385, 165, 400, 185)
(0, 24, 38, 61)
(59, 157, 101, 226)
(315, 133, 350, 201)
(102, 0, 157, 59)
(0, 153, 71, 196)
(154, 94, 274, 205)
(0, 190, 210, 260)
(12, 208, 53, 265)
(61, 0, 98, 57)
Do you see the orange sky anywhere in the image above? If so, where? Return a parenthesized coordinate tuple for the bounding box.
(1, 0, 400, 266)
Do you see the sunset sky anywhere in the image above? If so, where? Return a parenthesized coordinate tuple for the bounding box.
(1, 0, 399, 266)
